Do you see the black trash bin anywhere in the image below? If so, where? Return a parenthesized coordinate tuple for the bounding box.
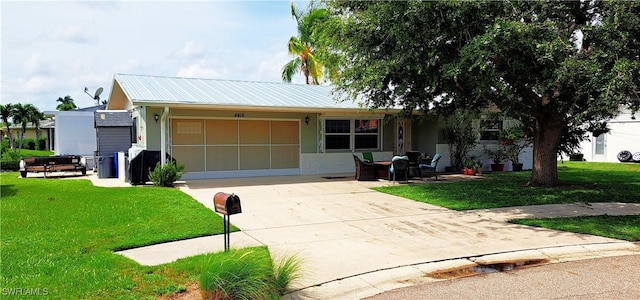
(97, 156, 115, 178)
(128, 150, 161, 185)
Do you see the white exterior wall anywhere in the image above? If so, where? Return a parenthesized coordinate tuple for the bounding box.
(300, 151, 394, 175)
(437, 143, 534, 172)
(576, 111, 640, 162)
(50, 111, 97, 169)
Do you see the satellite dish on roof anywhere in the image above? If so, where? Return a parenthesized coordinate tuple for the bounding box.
(84, 86, 104, 105)
(94, 87, 103, 99)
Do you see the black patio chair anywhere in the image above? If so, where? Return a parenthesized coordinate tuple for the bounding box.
(389, 156, 410, 183)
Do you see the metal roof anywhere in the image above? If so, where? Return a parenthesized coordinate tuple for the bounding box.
(94, 110, 133, 127)
(113, 73, 369, 110)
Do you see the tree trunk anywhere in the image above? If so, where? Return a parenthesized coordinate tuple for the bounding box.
(530, 112, 564, 186)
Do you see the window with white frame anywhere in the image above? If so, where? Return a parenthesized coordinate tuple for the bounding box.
(480, 120, 502, 141)
(325, 119, 380, 151)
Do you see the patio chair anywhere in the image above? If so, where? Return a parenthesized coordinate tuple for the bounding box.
(405, 151, 422, 178)
(362, 152, 374, 163)
(353, 154, 376, 181)
(389, 155, 410, 183)
(419, 153, 441, 180)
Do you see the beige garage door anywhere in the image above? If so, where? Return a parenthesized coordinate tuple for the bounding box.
(171, 119, 299, 175)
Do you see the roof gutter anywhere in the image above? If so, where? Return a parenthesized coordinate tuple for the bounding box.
(130, 101, 410, 115)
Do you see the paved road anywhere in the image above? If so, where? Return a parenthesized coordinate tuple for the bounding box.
(366, 254, 640, 300)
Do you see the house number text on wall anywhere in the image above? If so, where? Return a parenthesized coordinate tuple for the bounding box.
(234, 113, 245, 118)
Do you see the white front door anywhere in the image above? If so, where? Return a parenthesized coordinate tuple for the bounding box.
(593, 134, 606, 162)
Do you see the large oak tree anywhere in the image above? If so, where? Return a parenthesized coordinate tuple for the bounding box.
(318, 0, 640, 186)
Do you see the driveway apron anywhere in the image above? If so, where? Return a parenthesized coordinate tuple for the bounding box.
(173, 175, 631, 291)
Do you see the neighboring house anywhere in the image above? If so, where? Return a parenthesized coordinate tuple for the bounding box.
(574, 109, 640, 163)
(105, 73, 532, 180)
(1, 119, 54, 151)
(45, 105, 105, 169)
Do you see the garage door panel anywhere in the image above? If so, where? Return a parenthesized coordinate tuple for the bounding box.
(172, 146, 204, 172)
(272, 121, 299, 144)
(272, 145, 299, 168)
(239, 146, 270, 170)
(206, 146, 238, 171)
(207, 120, 238, 144)
(240, 120, 269, 144)
(172, 120, 203, 145)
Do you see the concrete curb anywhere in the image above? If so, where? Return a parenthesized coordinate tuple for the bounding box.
(284, 242, 640, 300)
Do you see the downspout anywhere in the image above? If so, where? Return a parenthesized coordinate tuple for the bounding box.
(160, 107, 169, 165)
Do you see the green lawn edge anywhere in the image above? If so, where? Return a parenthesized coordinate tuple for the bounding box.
(510, 215, 640, 242)
(0, 172, 233, 299)
(373, 162, 640, 210)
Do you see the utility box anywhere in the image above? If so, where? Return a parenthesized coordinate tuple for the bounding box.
(213, 192, 242, 215)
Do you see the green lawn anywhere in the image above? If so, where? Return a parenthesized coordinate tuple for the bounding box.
(0, 172, 230, 299)
(511, 215, 640, 241)
(1, 149, 54, 159)
(374, 161, 640, 210)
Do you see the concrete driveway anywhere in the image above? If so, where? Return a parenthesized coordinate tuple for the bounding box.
(115, 174, 640, 299)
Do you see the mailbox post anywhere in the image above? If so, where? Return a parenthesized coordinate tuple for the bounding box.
(213, 192, 242, 252)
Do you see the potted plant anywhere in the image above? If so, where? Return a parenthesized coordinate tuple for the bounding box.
(483, 146, 508, 171)
(472, 160, 483, 175)
(499, 126, 532, 171)
(442, 110, 481, 172)
(462, 160, 475, 175)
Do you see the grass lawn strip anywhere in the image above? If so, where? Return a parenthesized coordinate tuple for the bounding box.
(373, 162, 640, 210)
(0, 172, 229, 299)
(510, 215, 640, 242)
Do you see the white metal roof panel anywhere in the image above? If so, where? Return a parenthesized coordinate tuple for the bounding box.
(113, 73, 365, 110)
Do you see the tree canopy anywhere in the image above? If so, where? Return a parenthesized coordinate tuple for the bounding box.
(56, 95, 77, 111)
(317, 0, 640, 186)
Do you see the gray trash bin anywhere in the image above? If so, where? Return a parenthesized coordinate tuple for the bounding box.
(97, 156, 115, 178)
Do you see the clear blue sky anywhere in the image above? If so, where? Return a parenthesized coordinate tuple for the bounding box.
(1, 1, 309, 112)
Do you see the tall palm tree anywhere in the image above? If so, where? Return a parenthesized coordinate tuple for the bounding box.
(1, 103, 16, 150)
(281, 1, 328, 85)
(56, 95, 77, 111)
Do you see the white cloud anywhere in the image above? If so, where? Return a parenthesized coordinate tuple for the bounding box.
(176, 62, 224, 79)
(176, 41, 206, 59)
(22, 75, 57, 93)
(23, 53, 51, 76)
(112, 59, 141, 74)
(52, 25, 94, 44)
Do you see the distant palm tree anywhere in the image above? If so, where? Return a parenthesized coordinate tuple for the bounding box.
(1, 103, 16, 149)
(281, 2, 328, 85)
(12, 103, 43, 149)
(56, 95, 77, 111)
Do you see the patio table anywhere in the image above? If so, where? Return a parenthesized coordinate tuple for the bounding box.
(373, 161, 391, 180)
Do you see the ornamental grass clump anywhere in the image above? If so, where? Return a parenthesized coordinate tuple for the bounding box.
(199, 248, 303, 300)
(272, 254, 304, 295)
(148, 161, 185, 187)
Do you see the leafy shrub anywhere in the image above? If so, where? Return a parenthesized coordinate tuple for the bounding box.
(1, 151, 21, 171)
(22, 138, 36, 150)
(1, 138, 10, 155)
(147, 161, 185, 187)
(37, 137, 47, 150)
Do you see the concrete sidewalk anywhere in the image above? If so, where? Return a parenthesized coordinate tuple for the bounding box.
(107, 174, 640, 299)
